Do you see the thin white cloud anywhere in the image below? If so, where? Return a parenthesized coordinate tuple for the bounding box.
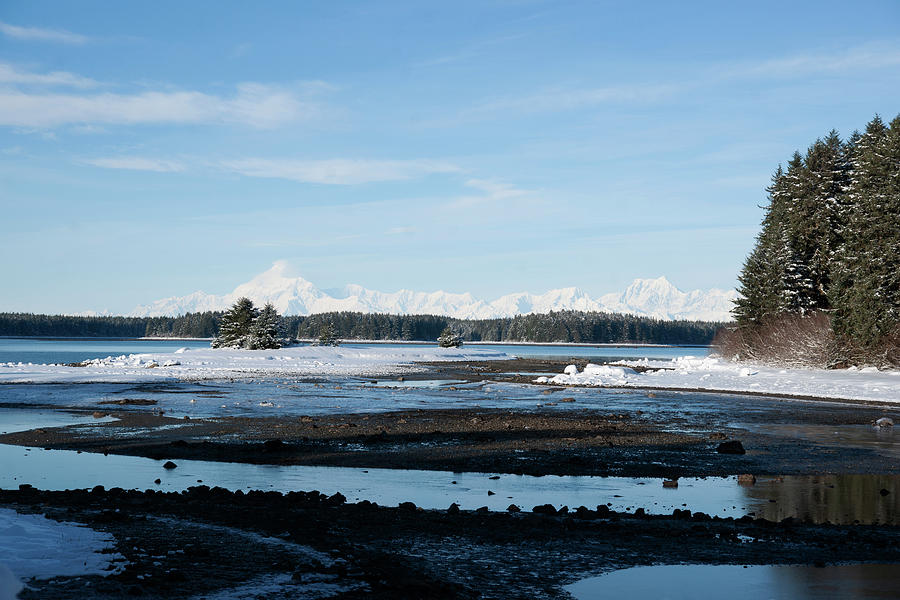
(82, 157, 185, 173)
(386, 226, 417, 235)
(0, 83, 312, 128)
(221, 158, 460, 185)
(733, 43, 900, 78)
(449, 178, 533, 209)
(467, 83, 678, 116)
(0, 63, 98, 88)
(0, 20, 89, 44)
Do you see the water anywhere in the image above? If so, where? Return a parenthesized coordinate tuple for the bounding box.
(566, 564, 900, 599)
(2, 444, 898, 524)
(0, 338, 209, 366)
(0, 408, 118, 434)
(0, 338, 706, 366)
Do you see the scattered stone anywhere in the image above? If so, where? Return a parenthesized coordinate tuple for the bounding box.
(559, 397, 575, 403)
(263, 439, 284, 451)
(716, 440, 746, 455)
(662, 479, 679, 488)
(709, 432, 728, 440)
(738, 474, 757, 486)
(163, 461, 177, 470)
(92, 411, 107, 419)
(880, 489, 891, 497)
(532, 504, 557, 515)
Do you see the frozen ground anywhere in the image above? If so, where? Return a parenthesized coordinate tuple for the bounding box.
(0, 346, 507, 384)
(0, 508, 125, 598)
(537, 356, 900, 403)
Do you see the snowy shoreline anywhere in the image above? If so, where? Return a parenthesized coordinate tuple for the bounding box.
(0, 345, 509, 384)
(536, 357, 900, 405)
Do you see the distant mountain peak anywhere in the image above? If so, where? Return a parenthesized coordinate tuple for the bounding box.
(130, 266, 736, 322)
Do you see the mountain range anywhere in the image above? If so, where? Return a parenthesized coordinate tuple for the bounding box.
(131, 262, 738, 322)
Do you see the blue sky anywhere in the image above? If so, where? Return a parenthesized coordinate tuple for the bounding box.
(1, 0, 898, 314)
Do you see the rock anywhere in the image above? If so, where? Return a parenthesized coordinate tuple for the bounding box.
(662, 479, 679, 488)
(716, 440, 746, 455)
(154, 479, 161, 485)
(880, 488, 890, 496)
(875, 417, 894, 428)
(163, 461, 177, 469)
(447, 503, 460, 514)
(560, 397, 575, 403)
(507, 504, 521, 513)
(398, 501, 418, 511)
(263, 439, 284, 451)
(737, 474, 756, 485)
(92, 411, 107, 419)
(532, 504, 557, 515)
(487, 490, 495, 496)
(709, 432, 727, 440)
(475, 506, 489, 513)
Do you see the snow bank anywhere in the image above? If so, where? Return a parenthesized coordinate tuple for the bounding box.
(0, 346, 508, 384)
(0, 508, 124, 591)
(536, 356, 900, 403)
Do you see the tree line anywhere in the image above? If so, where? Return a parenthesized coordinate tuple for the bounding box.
(726, 114, 900, 366)
(0, 309, 720, 345)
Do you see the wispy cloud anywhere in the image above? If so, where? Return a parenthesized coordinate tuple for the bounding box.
(467, 83, 678, 117)
(0, 82, 314, 129)
(386, 226, 416, 235)
(0, 62, 98, 88)
(221, 158, 460, 185)
(0, 20, 89, 44)
(81, 157, 185, 172)
(448, 178, 534, 209)
(731, 42, 900, 78)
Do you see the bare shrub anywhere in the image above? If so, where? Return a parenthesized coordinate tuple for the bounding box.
(713, 312, 838, 368)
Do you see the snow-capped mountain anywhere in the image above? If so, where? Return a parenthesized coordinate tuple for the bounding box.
(131, 262, 737, 321)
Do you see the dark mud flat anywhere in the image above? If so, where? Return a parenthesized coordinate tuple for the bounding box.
(5, 486, 900, 599)
(7, 400, 900, 477)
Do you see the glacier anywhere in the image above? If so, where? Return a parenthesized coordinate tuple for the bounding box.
(132, 261, 738, 322)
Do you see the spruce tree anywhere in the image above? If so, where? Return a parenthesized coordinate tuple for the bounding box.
(437, 326, 463, 348)
(831, 115, 900, 347)
(251, 303, 282, 350)
(317, 321, 339, 346)
(211, 297, 258, 348)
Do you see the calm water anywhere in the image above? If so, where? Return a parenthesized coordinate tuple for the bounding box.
(0, 338, 209, 365)
(2, 443, 898, 524)
(566, 564, 900, 599)
(0, 338, 706, 366)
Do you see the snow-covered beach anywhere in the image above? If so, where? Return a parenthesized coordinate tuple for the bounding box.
(2, 343, 899, 404)
(0, 345, 508, 384)
(537, 356, 900, 404)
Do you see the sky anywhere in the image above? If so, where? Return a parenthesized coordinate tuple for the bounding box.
(1, 0, 898, 314)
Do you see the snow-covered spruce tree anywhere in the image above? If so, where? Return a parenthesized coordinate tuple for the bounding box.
(250, 303, 282, 350)
(830, 115, 900, 351)
(317, 321, 339, 346)
(437, 326, 462, 348)
(211, 297, 258, 348)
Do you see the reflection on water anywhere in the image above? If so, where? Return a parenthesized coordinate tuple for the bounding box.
(743, 475, 900, 525)
(739, 422, 900, 458)
(0, 408, 118, 434)
(1, 444, 898, 523)
(566, 564, 900, 600)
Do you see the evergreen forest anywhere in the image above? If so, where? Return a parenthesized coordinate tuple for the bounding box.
(0, 309, 719, 345)
(724, 114, 900, 366)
